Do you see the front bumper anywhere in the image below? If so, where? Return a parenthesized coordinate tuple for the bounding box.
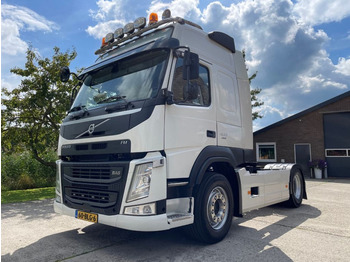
(54, 201, 171, 231)
(55, 152, 173, 231)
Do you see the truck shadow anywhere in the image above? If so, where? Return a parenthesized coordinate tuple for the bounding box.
(2, 203, 321, 262)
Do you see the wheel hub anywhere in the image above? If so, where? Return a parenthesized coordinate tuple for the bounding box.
(207, 186, 229, 230)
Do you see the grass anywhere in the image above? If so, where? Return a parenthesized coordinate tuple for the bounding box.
(1, 187, 55, 204)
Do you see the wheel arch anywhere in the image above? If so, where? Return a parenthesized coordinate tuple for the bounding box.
(189, 146, 244, 217)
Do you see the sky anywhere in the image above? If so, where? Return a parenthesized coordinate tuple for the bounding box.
(2, 0, 350, 131)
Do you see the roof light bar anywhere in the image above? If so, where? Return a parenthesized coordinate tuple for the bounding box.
(124, 23, 135, 35)
(105, 32, 114, 44)
(114, 28, 124, 39)
(134, 17, 146, 30)
(95, 9, 203, 55)
(162, 9, 171, 19)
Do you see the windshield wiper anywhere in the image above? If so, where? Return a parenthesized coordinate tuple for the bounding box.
(104, 100, 135, 113)
(68, 105, 85, 113)
(96, 95, 126, 104)
(96, 95, 134, 113)
(67, 105, 89, 119)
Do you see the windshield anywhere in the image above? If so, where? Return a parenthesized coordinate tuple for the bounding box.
(71, 49, 169, 111)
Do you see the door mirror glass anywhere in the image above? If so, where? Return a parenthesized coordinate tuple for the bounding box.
(60, 66, 71, 82)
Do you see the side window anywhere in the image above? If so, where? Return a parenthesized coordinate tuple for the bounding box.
(172, 58, 210, 106)
(256, 142, 277, 162)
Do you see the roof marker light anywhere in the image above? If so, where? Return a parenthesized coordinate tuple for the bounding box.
(149, 12, 158, 25)
(114, 28, 124, 39)
(134, 17, 146, 30)
(162, 9, 171, 19)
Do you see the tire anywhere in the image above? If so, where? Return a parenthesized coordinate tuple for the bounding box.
(188, 173, 234, 243)
(286, 168, 304, 208)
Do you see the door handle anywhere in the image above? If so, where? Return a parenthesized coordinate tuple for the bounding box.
(207, 130, 216, 138)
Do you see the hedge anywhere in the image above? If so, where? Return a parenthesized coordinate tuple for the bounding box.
(1, 150, 57, 191)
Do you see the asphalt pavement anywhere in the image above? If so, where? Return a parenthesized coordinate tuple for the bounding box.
(2, 178, 350, 262)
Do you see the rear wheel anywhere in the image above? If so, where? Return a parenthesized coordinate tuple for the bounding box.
(188, 173, 234, 243)
(286, 168, 304, 208)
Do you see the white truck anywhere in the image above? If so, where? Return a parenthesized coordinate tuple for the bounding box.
(55, 10, 306, 243)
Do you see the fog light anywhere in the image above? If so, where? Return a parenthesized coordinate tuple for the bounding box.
(143, 205, 152, 214)
(124, 203, 156, 216)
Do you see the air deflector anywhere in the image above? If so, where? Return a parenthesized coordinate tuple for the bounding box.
(208, 31, 235, 53)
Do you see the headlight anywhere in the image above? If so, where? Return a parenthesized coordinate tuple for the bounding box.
(127, 162, 152, 202)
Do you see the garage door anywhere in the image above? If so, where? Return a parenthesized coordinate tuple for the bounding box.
(323, 112, 350, 177)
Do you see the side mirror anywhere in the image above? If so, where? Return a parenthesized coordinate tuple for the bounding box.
(60, 66, 71, 82)
(182, 51, 199, 80)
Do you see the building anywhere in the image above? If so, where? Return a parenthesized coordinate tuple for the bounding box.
(253, 91, 350, 178)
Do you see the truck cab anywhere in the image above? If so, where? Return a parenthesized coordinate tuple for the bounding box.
(54, 10, 306, 243)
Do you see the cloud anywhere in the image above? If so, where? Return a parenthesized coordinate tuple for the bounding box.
(86, 19, 126, 39)
(293, 0, 350, 26)
(86, 0, 131, 39)
(195, 0, 349, 126)
(148, 0, 201, 20)
(335, 57, 350, 76)
(86, 0, 350, 130)
(86, 0, 202, 39)
(1, 19, 28, 56)
(1, 4, 59, 56)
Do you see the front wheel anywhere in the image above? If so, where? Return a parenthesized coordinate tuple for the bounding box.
(286, 168, 304, 208)
(188, 173, 234, 243)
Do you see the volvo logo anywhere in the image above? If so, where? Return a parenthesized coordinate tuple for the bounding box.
(88, 124, 95, 135)
(75, 119, 110, 139)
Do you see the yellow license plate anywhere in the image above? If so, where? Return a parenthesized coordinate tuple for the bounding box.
(75, 210, 98, 223)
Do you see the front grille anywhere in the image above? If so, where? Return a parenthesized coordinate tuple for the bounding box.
(61, 161, 129, 215)
(65, 187, 118, 208)
(76, 144, 88, 150)
(64, 166, 123, 183)
(72, 167, 111, 180)
(70, 188, 110, 203)
(91, 143, 107, 150)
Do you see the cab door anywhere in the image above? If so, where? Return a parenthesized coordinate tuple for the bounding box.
(164, 56, 216, 179)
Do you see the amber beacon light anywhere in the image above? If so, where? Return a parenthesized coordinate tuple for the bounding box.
(149, 12, 158, 25)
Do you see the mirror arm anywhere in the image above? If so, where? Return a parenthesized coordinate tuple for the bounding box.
(70, 72, 81, 80)
(173, 46, 190, 58)
(70, 82, 82, 107)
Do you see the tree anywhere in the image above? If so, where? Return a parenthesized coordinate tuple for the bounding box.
(1, 47, 79, 167)
(242, 50, 264, 120)
(249, 73, 264, 120)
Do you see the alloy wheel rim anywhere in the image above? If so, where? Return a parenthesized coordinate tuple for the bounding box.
(207, 186, 229, 230)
